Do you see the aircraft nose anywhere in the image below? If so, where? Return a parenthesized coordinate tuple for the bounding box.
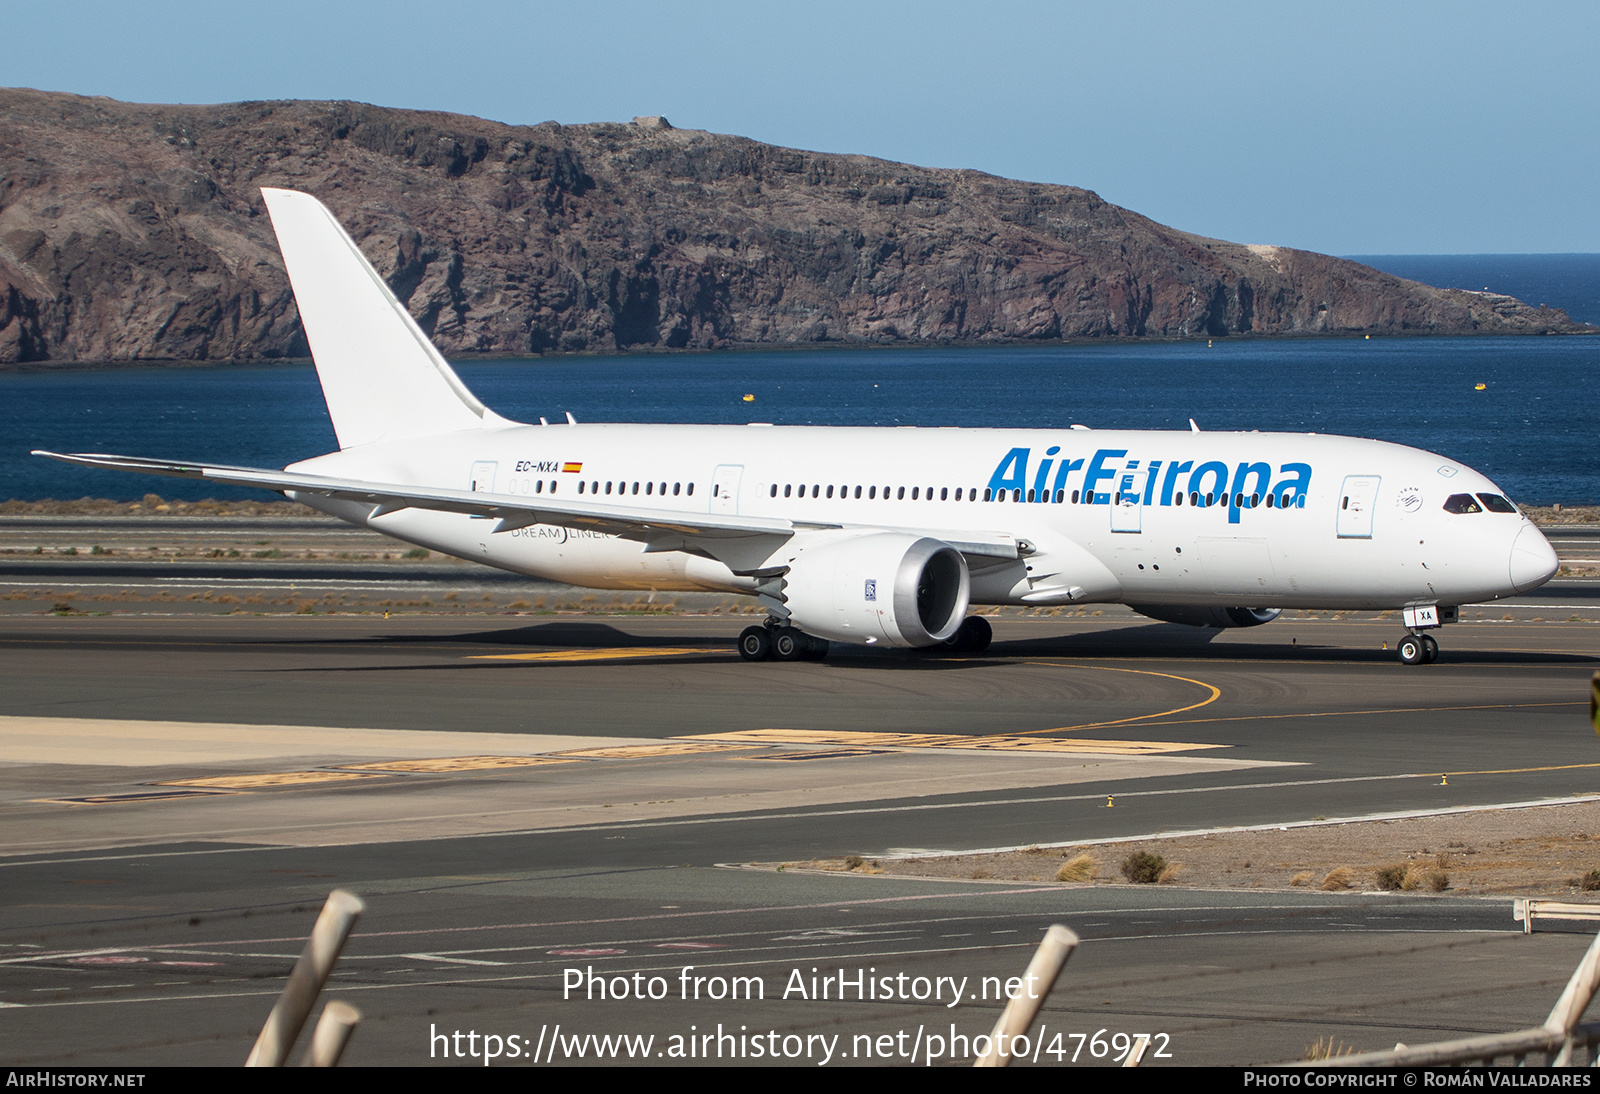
(1509, 524, 1559, 593)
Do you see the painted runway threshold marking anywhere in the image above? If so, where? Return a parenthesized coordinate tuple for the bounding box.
(339, 756, 580, 773)
(684, 728, 1224, 755)
(554, 742, 760, 759)
(156, 771, 389, 789)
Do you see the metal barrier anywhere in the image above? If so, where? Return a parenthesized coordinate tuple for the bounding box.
(1517, 899, 1600, 933)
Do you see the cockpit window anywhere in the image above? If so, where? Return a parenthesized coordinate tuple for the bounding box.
(1477, 493, 1518, 513)
(1442, 493, 1483, 514)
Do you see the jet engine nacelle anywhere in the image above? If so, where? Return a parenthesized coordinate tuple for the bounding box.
(781, 533, 970, 647)
(1129, 605, 1282, 628)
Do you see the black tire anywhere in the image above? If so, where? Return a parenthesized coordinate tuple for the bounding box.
(1422, 634, 1439, 664)
(771, 627, 803, 662)
(1398, 634, 1426, 665)
(963, 615, 993, 653)
(800, 634, 829, 661)
(738, 625, 771, 661)
(943, 615, 993, 653)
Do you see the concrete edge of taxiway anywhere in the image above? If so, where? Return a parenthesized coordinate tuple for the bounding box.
(843, 793, 1600, 860)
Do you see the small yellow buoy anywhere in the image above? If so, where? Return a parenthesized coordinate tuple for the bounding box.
(1365, 334, 1370, 340)
(742, 393, 755, 402)
(1474, 383, 1486, 391)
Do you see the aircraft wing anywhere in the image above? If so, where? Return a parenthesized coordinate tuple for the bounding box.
(30, 451, 1028, 560)
(32, 450, 803, 540)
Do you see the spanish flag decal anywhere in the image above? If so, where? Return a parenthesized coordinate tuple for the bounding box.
(562, 462, 583, 474)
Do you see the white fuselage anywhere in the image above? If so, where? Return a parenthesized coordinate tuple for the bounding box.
(288, 422, 1557, 612)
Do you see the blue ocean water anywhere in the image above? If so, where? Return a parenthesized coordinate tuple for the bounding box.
(1346, 254, 1600, 326)
(4, 335, 1596, 505)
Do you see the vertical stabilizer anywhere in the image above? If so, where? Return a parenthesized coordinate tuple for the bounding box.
(261, 188, 488, 449)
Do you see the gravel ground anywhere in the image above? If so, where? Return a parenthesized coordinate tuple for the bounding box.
(792, 800, 1600, 897)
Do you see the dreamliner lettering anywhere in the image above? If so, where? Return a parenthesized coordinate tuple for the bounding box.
(987, 446, 1313, 525)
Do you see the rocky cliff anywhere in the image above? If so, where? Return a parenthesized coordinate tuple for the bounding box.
(0, 89, 1583, 364)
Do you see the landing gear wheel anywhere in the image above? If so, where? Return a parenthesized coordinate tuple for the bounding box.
(1397, 634, 1426, 665)
(771, 627, 804, 662)
(800, 634, 829, 661)
(1421, 634, 1439, 664)
(738, 625, 772, 661)
(943, 615, 993, 654)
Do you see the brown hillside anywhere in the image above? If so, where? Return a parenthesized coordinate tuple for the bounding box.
(0, 89, 1583, 364)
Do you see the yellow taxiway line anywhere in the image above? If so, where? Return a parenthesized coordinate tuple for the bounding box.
(1015, 663, 1224, 735)
(469, 646, 724, 663)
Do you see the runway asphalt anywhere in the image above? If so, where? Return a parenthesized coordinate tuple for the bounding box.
(1, 568, 1598, 1066)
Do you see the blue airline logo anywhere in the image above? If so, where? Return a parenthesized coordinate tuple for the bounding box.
(987, 446, 1312, 525)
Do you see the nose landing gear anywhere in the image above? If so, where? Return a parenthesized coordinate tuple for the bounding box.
(1395, 604, 1453, 665)
(1397, 632, 1439, 665)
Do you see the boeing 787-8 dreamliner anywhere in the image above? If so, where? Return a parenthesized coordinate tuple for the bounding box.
(35, 189, 1559, 665)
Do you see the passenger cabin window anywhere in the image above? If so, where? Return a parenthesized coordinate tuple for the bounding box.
(1443, 493, 1483, 514)
(1477, 493, 1517, 513)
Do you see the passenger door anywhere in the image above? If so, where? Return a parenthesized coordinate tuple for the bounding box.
(1336, 475, 1381, 538)
(468, 461, 497, 520)
(1111, 468, 1144, 533)
(711, 464, 743, 515)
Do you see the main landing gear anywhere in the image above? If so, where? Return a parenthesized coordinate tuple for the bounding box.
(1396, 632, 1439, 665)
(738, 623, 829, 662)
(941, 615, 993, 654)
(737, 615, 994, 661)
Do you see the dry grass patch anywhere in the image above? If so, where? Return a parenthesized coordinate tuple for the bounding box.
(1320, 867, 1356, 891)
(1305, 1036, 1355, 1061)
(1056, 854, 1097, 883)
